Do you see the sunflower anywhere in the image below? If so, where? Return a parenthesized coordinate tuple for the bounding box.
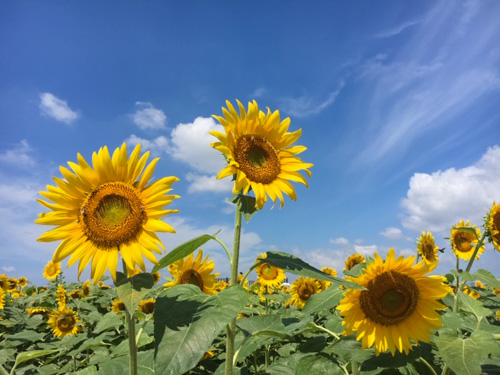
(18, 277, 28, 288)
(318, 267, 337, 290)
(164, 249, 219, 295)
(112, 299, 126, 314)
(152, 272, 161, 285)
(475, 280, 486, 289)
(48, 307, 81, 338)
(68, 289, 82, 299)
(56, 284, 66, 308)
(0, 274, 7, 290)
(450, 220, 484, 261)
(82, 280, 91, 297)
(215, 280, 229, 292)
(290, 277, 321, 309)
(344, 254, 365, 271)
(43, 260, 61, 281)
(487, 202, 500, 252)
(416, 232, 439, 264)
(0, 289, 5, 309)
(255, 253, 286, 290)
(138, 298, 155, 315)
(26, 307, 50, 317)
(36, 143, 180, 283)
(98, 281, 111, 289)
(210, 100, 313, 210)
(494, 288, 500, 296)
(463, 286, 480, 300)
(337, 248, 450, 356)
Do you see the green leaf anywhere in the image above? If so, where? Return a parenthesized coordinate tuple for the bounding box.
(302, 286, 343, 313)
(295, 355, 344, 375)
(435, 329, 500, 375)
(154, 284, 249, 375)
(236, 315, 287, 337)
(67, 366, 99, 375)
(13, 349, 59, 369)
(152, 234, 216, 273)
(473, 269, 500, 289)
(93, 311, 124, 334)
(6, 330, 45, 343)
(230, 194, 258, 223)
(115, 273, 154, 313)
(260, 251, 362, 289)
(458, 290, 492, 322)
(98, 351, 155, 375)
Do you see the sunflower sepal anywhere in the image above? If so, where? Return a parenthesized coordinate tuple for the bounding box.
(230, 194, 258, 223)
(114, 272, 154, 314)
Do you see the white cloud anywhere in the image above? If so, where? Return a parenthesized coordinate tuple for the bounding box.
(329, 237, 349, 245)
(401, 145, 500, 232)
(124, 134, 169, 156)
(169, 116, 226, 173)
(39, 93, 79, 124)
(380, 227, 403, 240)
(251, 87, 267, 98)
(280, 81, 345, 118)
(185, 173, 232, 194)
(0, 140, 36, 169)
(373, 20, 422, 38)
(354, 244, 379, 256)
(2, 266, 15, 272)
(130, 102, 167, 130)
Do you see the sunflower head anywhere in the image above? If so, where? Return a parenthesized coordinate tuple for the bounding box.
(48, 307, 81, 338)
(6, 278, 18, 292)
(450, 220, 484, 261)
(152, 272, 161, 285)
(18, 277, 28, 288)
(36, 143, 180, 284)
(344, 254, 365, 271)
(290, 277, 321, 309)
(68, 289, 82, 299)
(463, 286, 481, 300)
(82, 280, 91, 297)
(164, 250, 220, 295)
(255, 253, 286, 290)
(56, 284, 66, 309)
(138, 298, 155, 315)
(215, 280, 229, 292)
(112, 299, 126, 314)
(43, 260, 61, 281)
(338, 249, 450, 356)
(318, 267, 337, 290)
(416, 231, 439, 264)
(486, 202, 500, 252)
(26, 307, 50, 317)
(210, 100, 313, 209)
(0, 289, 5, 310)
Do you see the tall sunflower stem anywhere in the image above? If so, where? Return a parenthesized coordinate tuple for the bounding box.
(240, 264, 257, 286)
(453, 256, 460, 313)
(464, 232, 486, 274)
(225, 200, 243, 375)
(351, 361, 360, 375)
(125, 309, 138, 375)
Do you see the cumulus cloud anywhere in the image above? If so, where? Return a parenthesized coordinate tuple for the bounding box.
(401, 145, 500, 232)
(39, 93, 79, 124)
(124, 134, 169, 156)
(185, 173, 232, 194)
(2, 266, 15, 272)
(130, 102, 167, 130)
(380, 227, 403, 240)
(0, 140, 36, 169)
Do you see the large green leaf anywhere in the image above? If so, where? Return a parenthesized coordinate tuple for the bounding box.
(458, 290, 492, 322)
(473, 269, 500, 289)
(434, 329, 500, 375)
(230, 194, 258, 223)
(302, 286, 343, 313)
(93, 311, 124, 334)
(259, 252, 362, 289)
(295, 355, 344, 375)
(115, 272, 154, 313)
(152, 234, 216, 273)
(98, 350, 155, 375)
(236, 315, 287, 337)
(154, 284, 249, 375)
(13, 349, 60, 368)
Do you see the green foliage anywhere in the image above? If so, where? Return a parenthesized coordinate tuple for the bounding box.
(230, 194, 258, 223)
(115, 272, 154, 313)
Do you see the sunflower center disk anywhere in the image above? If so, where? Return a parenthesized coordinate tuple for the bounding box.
(455, 233, 473, 253)
(492, 212, 500, 242)
(234, 135, 281, 184)
(58, 315, 75, 331)
(298, 284, 313, 300)
(181, 270, 204, 291)
(261, 264, 278, 280)
(360, 271, 419, 326)
(81, 182, 146, 248)
(424, 244, 434, 259)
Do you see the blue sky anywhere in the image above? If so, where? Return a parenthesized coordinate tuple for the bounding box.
(1, 1, 500, 286)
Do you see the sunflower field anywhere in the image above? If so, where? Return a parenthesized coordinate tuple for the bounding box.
(1, 100, 500, 375)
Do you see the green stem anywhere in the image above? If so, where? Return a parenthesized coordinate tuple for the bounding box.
(214, 235, 232, 264)
(418, 357, 438, 375)
(464, 232, 486, 273)
(264, 345, 270, 369)
(240, 264, 257, 285)
(453, 256, 460, 313)
(308, 322, 341, 340)
(225, 200, 243, 375)
(351, 361, 360, 375)
(126, 310, 138, 375)
(441, 364, 450, 375)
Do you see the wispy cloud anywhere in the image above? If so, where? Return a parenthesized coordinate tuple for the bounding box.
(0, 140, 36, 169)
(2, 266, 15, 272)
(39, 93, 79, 124)
(124, 134, 169, 156)
(351, 0, 500, 167)
(279, 80, 345, 118)
(373, 20, 421, 38)
(130, 102, 167, 130)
